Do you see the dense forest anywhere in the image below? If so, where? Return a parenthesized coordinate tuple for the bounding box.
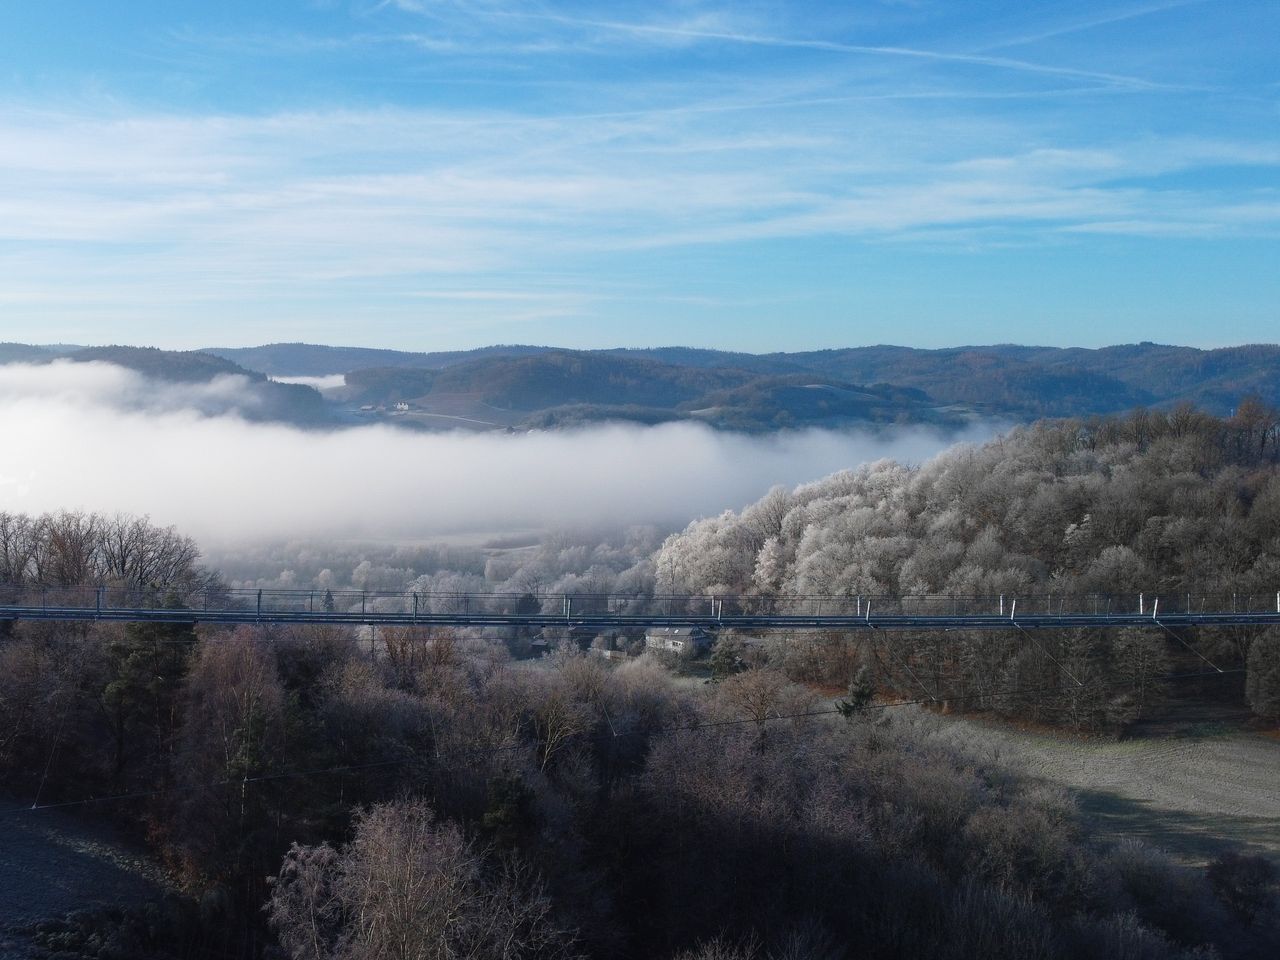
(650, 403, 1280, 723)
(2, 405, 1280, 959)
(656, 401, 1280, 599)
(4, 620, 1279, 960)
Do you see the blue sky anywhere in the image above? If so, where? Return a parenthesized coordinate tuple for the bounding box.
(0, 0, 1276, 352)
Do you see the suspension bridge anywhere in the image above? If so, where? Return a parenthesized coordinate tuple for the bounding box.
(2, 585, 1279, 631)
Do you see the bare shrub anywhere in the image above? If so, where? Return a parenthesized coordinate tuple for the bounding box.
(943, 879, 1055, 960)
(527, 677, 590, 774)
(961, 799, 1093, 910)
(1104, 840, 1230, 948)
(670, 935, 758, 960)
(714, 668, 816, 726)
(267, 799, 578, 960)
(1206, 851, 1279, 925)
(1068, 911, 1215, 960)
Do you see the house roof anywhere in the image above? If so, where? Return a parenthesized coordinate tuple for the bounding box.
(644, 626, 708, 638)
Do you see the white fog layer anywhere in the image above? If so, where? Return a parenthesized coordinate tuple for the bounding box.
(270, 374, 347, 393)
(0, 361, 998, 544)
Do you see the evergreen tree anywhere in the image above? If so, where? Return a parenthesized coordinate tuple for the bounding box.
(100, 591, 196, 787)
(836, 664, 875, 720)
(709, 633, 746, 681)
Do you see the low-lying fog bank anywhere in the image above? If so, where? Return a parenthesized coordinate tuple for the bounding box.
(0, 360, 1000, 545)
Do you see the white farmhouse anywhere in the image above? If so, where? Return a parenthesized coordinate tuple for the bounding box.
(644, 626, 712, 654)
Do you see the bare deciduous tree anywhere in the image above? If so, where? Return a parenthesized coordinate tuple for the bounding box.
(268, 799, 578, 960)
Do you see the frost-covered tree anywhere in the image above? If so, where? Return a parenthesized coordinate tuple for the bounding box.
(1246, 627, 1280, 723)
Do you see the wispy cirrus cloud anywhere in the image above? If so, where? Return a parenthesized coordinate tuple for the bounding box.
(975, 0, 1217, 52)
(477, 9, 1190, 91)
(197, 2, 1196, 92)
(0, 92, 1277, 346)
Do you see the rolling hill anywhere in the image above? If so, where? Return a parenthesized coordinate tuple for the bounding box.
(0, 344, 334, 426)
(4, 340, 1276, 433)
(334, 351, 959, 431)
(204, 340, 1280, 417)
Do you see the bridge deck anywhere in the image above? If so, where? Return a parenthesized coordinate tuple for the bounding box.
(2, 586, 1277, 630)
(2, 606, 1279, 630)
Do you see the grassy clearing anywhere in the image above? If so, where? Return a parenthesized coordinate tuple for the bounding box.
(935, 712, 1280, 867)
(0, 796, 166, 935)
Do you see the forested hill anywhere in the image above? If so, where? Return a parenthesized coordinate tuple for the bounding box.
(340, 351, 953, 431)
(0, 342, 955, 431)
(6, 340, 1279, 432)
(0, 344, 332, 426)
(656, 403, 1280, 600)
(206, 342, 550, 377)
(777, 343, 1280, 417)
(205, 340, 1280, 420)
(653, 404, 1280, 730)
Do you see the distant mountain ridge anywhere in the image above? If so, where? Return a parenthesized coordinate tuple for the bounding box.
(770, 342, 1280, 416)
(205, 342, 550, 377)
(3, 340, 1276, 432)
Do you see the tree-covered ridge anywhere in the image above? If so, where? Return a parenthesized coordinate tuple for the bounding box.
(0, 344, 335, 426)
(656, 404, 1280, 599)
(765, 343, 1280, 416)
(70, 345, 259, 383)
(650, 405, 1280, 729)
(342, 350, 747, 411)
(209, 340, 1280, 419)
(8, 340, 1280, 432)
(246, 341, 1280, 430)
(207, 342, 550, 377)
(341, 354, 956, 431)
(0, 341, 63, 364)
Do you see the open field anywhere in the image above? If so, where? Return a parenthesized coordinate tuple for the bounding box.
(0, 798, 165, 957)
(937, 709, 1280, 867)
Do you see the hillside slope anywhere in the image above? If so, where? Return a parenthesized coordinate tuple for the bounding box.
(209, 340, 1280, 420)
(338, 351, 959, 431)
(8, 340, 1278, 432)
(0, 345, 333, 426)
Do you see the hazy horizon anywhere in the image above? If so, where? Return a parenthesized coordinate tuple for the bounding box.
(11, 336, 1280, 358)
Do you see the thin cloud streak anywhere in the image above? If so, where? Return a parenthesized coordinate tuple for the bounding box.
(481, 10, 1190, 92)
(371, 1, 1188, 91)
(977, 0, 1216, 52)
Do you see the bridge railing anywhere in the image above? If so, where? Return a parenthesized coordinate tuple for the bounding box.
(0, 583, 1278, 620)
